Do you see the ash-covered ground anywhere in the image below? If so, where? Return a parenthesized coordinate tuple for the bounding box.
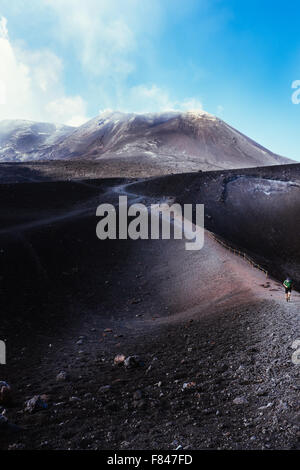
(0, 161, 299, 450)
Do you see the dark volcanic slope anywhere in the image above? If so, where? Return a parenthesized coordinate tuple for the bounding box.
(130, 163, 300, 290)
(0, 111, 295, 172)
(0, 161, 299, 289)
(0, 165, 299, 450)
(0, 158, 167, 182)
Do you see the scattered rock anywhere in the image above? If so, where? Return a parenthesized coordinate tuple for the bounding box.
(258, 402, 273, 411)
(124, 355, 142, 369)
(182, 382, 196, 391)
(233, 396, 248, 405)
(0, 381, 12, 406)
(25, 395, 48, 413)
(56, 371, 68, 382)
(256, 387, 268, 397)
(99, 385, 111, 394)
(69, 396, 81, 403)
(278, 400, 288, 411)
(8, 443, 25, 450)
(114, 354, 126, 365)
(120, 440, 130, 449)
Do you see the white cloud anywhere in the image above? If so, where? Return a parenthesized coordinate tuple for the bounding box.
(127, 85, 174, 112)
(0, 80, 6, 105)
(44, 0, 149, 78)
(0, 16, 8, 39)
(0, 16, 89, 125)
(45, 96, 88, 126)
(0, 3, 206, 123)
(122, 84, 203, 114)
(178, 97, 204, 112)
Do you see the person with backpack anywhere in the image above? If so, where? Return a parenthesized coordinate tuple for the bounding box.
(283, 278, 292, 302)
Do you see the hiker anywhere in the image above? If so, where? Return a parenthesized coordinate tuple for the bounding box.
(283, 278, 292, 302)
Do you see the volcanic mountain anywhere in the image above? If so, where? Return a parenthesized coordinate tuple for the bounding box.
(0, 119, 74, 162)
(0, 111, 295, 172)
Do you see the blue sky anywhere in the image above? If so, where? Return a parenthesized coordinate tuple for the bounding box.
(0, 0, 300, 161)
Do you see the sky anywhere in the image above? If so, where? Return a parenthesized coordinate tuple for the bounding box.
(0, 0, 300, 161)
